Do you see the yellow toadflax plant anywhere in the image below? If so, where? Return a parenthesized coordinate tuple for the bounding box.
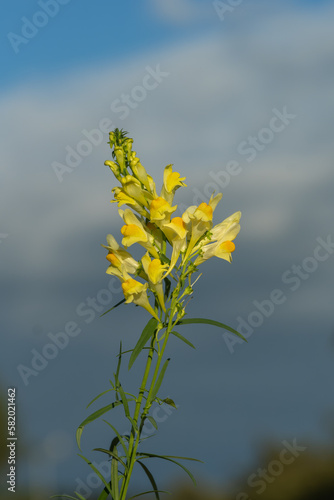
(53, 128, 245, 500)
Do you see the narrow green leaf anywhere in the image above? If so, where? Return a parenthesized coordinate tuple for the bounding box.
(111, 446, 119, 500)
(128, 491, 171, 499)
(86, 388, 114, 408)
(115, 342, 122, 382)
(138, 453, 202, 462)
(97, 482, 112, 500)
(164, 277, 171, 299)
(149, 359, 170, 404)
(118, 383, 130, 418)
(171, 330, 195, 349)
(137, 453, 199, 485)
(121, 347, 158, 356)
(136, 460, 160, 500)
(100, 298, 126, 317)
(129, 318, 158, 370)
(103, 420, 129, 459)
(93, 448, 127, 468)
(146, 415, 158, 430)
(78, 454, 113, 496)
(50, 496, 81, 500)
(75, 494, 87, 500)
(76, 401, 122, 449)
(177, 318, 247, 342)
(128, 416, 138, 433)
(113, 342, 123, 402)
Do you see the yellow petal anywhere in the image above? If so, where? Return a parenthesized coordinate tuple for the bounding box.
(122, 278, 145, 299)
(195, 203, 213, 222)
(164, 167, 187, 193)
(106, 253, 121, 268)
(150, 197, 176, 221)
(219, 240, 235, 253)
(121, 224, 148, 246)
(148, 259, 167, 284)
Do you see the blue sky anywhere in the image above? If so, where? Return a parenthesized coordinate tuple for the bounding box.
(1, 0, 334, 497)
(1, 0, 331, 90)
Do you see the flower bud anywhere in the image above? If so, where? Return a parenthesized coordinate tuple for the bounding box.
(104, 160, 121, 181)
(114, 146, 125, 172)
(109, 131, 115, 148)
(123, 138, 133, 159)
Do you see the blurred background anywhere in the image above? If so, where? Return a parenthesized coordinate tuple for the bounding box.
(1, 0, 334, 498)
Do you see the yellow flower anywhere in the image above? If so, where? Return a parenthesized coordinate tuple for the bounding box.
(194, 212, 241, 265)
(121, 175, 153, 208)
(141, 253, 168, 312)
(211, 211, 241, 240)
(120, 209, 159, 258)
(162, 217, 188, 276)
(160, 165, 187, 204)
(182, 193, 223, 261)
(112, 187, 147, 216)
(102, 234, 139, 278)
(150, 197, 177, 227)
(122, 277, 160, 321)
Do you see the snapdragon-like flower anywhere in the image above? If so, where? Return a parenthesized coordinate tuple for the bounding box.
(160, 164, 187, 204)
(121, 275, 160, 321)
(194, 211, 241, 265)
(102, 234, 139, 278)
(120, 208, 159, 258)
(121, 175, 154, 209)
(149, 196, 177, 227)
(111, 187, 148, 216)
(182, 193, 222, 261)
(162, 216, 188, 276)
(141, 253, 167, 312)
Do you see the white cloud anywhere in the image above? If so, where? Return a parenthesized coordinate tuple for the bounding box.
(1, 1, 334, 333)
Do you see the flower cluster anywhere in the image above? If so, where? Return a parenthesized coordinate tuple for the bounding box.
(103, 129, 241, 322)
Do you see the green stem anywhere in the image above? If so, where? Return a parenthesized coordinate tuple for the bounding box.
(119, 335, 156, 499)
(119, 270, 187, 499)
